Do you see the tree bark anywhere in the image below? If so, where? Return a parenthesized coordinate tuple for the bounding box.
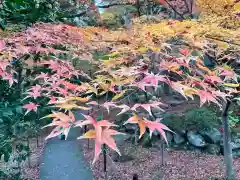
(222, 100, 234, 180)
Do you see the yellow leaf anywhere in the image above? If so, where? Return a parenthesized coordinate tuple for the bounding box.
(112, 89, 128, 101)
(218, 42, 229, 49)
(224, 83, 240, 87)
(103, 59, 118, 66)
(169, 66, 179, 71)
(107, 52, 119, 57)
(68, 96, 90, 103)
(40, 112, 62, 119)
(222, 64, 232, 71)
(234, 2, 240, 12)
(53, 104, 90, 110)
(184, 89, 198, 95)
(78, 130, 96, 139)
(137, 47, 149, 53)
(151, 47, 161, 52)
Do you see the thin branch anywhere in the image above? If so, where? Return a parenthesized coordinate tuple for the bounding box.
(205, 36, 240, 47)
(164, 0, 185, 19)
(97, 3, 133, 8)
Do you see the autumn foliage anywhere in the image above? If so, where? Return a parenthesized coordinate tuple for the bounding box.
(0, 0, 239, 166)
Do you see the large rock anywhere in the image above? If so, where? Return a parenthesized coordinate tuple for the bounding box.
(187, 131, 207, 147)
(232, 137, 240, 150)
(173, 133, 185, 145)
(220, 136, 240, 150)
(205, 144, 220, 155)
(232, 149, 240, 157)
(199, 128, 221, 144)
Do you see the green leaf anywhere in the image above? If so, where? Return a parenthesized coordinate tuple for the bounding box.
(3, 152, 10, 162)
(16, 106, 23, 114)
(2, 109, 13, 117)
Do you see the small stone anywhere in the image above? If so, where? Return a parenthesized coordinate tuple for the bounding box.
(173, 133, 185, 145)
(205, 144, 220, 155)
(152, 96, 158, 101)
(187, 131, 207, 147)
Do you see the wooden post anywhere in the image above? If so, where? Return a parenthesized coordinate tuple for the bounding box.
(103, 144, 107, 180)
(133, 174, 138, 180)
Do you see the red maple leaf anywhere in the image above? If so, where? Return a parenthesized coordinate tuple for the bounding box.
(78, 127, 123, 164)
(75, 115, 119, 164)
(2, 73, 17, 87)
(0, 40, 5, 52)
(42, 111, 77, 140)
(131, 101, 165, 116)
(220, 69, 238, 82)
(179, 48, 190, 56)
(34, 72, 49, 81)
(136, 72, 169, 91)
(198, 90, 221, 107)
(24, 85, 43, 99)
(116, 104, 131, 116)
(204, 75, 223, 85)
(23, 102, 39, 115)
(124, 114, 172, 143)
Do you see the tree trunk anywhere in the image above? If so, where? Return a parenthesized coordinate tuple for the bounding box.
(222, 100, 234, 180)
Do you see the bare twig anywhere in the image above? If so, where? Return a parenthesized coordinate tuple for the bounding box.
(205, 36, 240, 47)
(164, 0, 185, 19)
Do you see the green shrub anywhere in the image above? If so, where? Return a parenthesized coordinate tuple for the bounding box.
(161, 108, 221, 132)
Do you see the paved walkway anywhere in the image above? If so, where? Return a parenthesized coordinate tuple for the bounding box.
(40, 112, 93, 180)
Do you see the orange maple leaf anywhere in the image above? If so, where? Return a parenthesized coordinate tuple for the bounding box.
(78, 127, 123, 164)
(75, 115, 121, 164)
(124, 113, 172, 143)
(42, 111, 76, 140)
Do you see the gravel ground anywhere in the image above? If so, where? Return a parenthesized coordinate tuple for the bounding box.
(22, 137, 45, 180)
(82, 140, 240, 180)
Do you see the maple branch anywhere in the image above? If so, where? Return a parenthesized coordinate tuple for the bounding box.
(205, 36, 240, 47)
(97, 3, 133, 8)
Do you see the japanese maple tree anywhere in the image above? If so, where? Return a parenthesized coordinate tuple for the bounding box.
(0, 0, 239, 179)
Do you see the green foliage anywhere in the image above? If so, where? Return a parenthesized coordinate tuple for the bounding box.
(0, 0, 61, 25)
(0, 0, 98, 27)
(184, 108, 221, 130)
(101, 5, 137, 28)
(162, 108, 220, 132)
(228, 110, 240, 128)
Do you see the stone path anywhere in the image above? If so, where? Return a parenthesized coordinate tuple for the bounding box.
(40, 111, 93, 180)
